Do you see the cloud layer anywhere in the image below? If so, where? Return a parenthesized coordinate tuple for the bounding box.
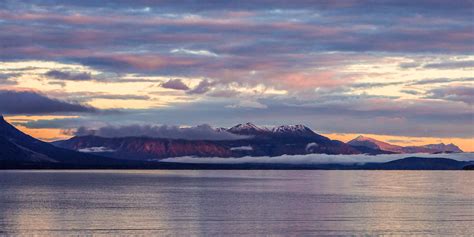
(161, 152, 474, 165)
(0, 90, 96, 115)
(73, 124, 248, 140)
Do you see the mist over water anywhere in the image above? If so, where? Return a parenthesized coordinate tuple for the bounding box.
(161, 152, 474, 164)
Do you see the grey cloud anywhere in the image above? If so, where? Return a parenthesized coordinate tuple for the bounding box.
(400, 89, 421, 95)
(70, 92, 150, 101)
(208, 89, 241, 98)
(187, 80, 215, 94)
(161, 79, 190, 90)
(426, 85, 474, 104)
(399, 62, 421, 69)
(409, 77, 474, 85)
(74, 124, 249, 140)
(48, 81, 67, 87)
(0, 73, 20, 85)
(0, 90, 97, 115)
(424, 60, 474, 69)
(45, 70, 92, 81)
(350, 81, 404, 89)
(386, 139, 423, 144)
(89, 94, 150, 100)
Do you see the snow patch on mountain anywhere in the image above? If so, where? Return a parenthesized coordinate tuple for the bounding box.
(228, 123, 269, 132)
(272, 124, 311, 133)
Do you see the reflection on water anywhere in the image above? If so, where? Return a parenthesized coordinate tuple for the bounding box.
(0, 170, 473, 235)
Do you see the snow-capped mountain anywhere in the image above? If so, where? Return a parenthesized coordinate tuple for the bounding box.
(227, 123, 325, 139)
(227, 122, 271, 136)
(271, 124, 318, 136)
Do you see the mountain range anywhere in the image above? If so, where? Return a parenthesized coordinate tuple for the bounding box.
(54, 122, 463, 160)
(0, 116, 470, 170)
(53, 123, 370, 160)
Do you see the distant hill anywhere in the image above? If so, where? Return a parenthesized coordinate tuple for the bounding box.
(348, 135, 405, 153)
(348, 135, 463, 154)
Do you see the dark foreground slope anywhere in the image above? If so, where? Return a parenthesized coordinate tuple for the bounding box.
(0, 116, 151, 168)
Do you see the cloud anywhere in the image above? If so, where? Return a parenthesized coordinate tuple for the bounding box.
(45, 70, 92, 81)
(230, 146, 253, 151)
(170, 48, 218, 57)
(426, 85, 474, 104)
(351, 81, 404, 89)
(207, 89, 240, 97)
(424, 60, 474, 69)
(386, 139, 423, 144)
(161, 152, 474, 165)
(399, 62, 421, 69)
(78, 146, 115, 153)
(5, 0, 473, 14)
(61, 92, 150, 101)
(161, 79, 190, 90)
(74, 124, 249, 140)
(0, 73, 20, 85)
(0, 90, 97, 115)
(226, 100, 268, 109)
(187, 79, 215, 94)
(400, 89, 421, 95)
(409, 77, 474, 86)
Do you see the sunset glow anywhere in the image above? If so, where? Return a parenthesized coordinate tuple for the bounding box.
(1, 1, 472, 150)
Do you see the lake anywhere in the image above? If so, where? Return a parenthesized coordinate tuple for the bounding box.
(0, 170, 472, 236)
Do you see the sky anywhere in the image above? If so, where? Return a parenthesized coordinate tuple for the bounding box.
(0, 0, 473, 151)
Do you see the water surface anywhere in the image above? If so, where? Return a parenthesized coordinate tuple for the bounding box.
(0, 170, 473, 235)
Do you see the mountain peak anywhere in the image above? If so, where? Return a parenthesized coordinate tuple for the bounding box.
(353, 135, 375, 141)
(348, 135, 404, 153)
(227, 122, 270, 136)
(272, 124, 314, 134)
(229, 122, 262, 131)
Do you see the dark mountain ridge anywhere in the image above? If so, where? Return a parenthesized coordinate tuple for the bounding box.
(0, 115, 149, 168)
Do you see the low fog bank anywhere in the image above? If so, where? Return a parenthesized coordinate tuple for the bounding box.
(161, 153, 474, 164)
